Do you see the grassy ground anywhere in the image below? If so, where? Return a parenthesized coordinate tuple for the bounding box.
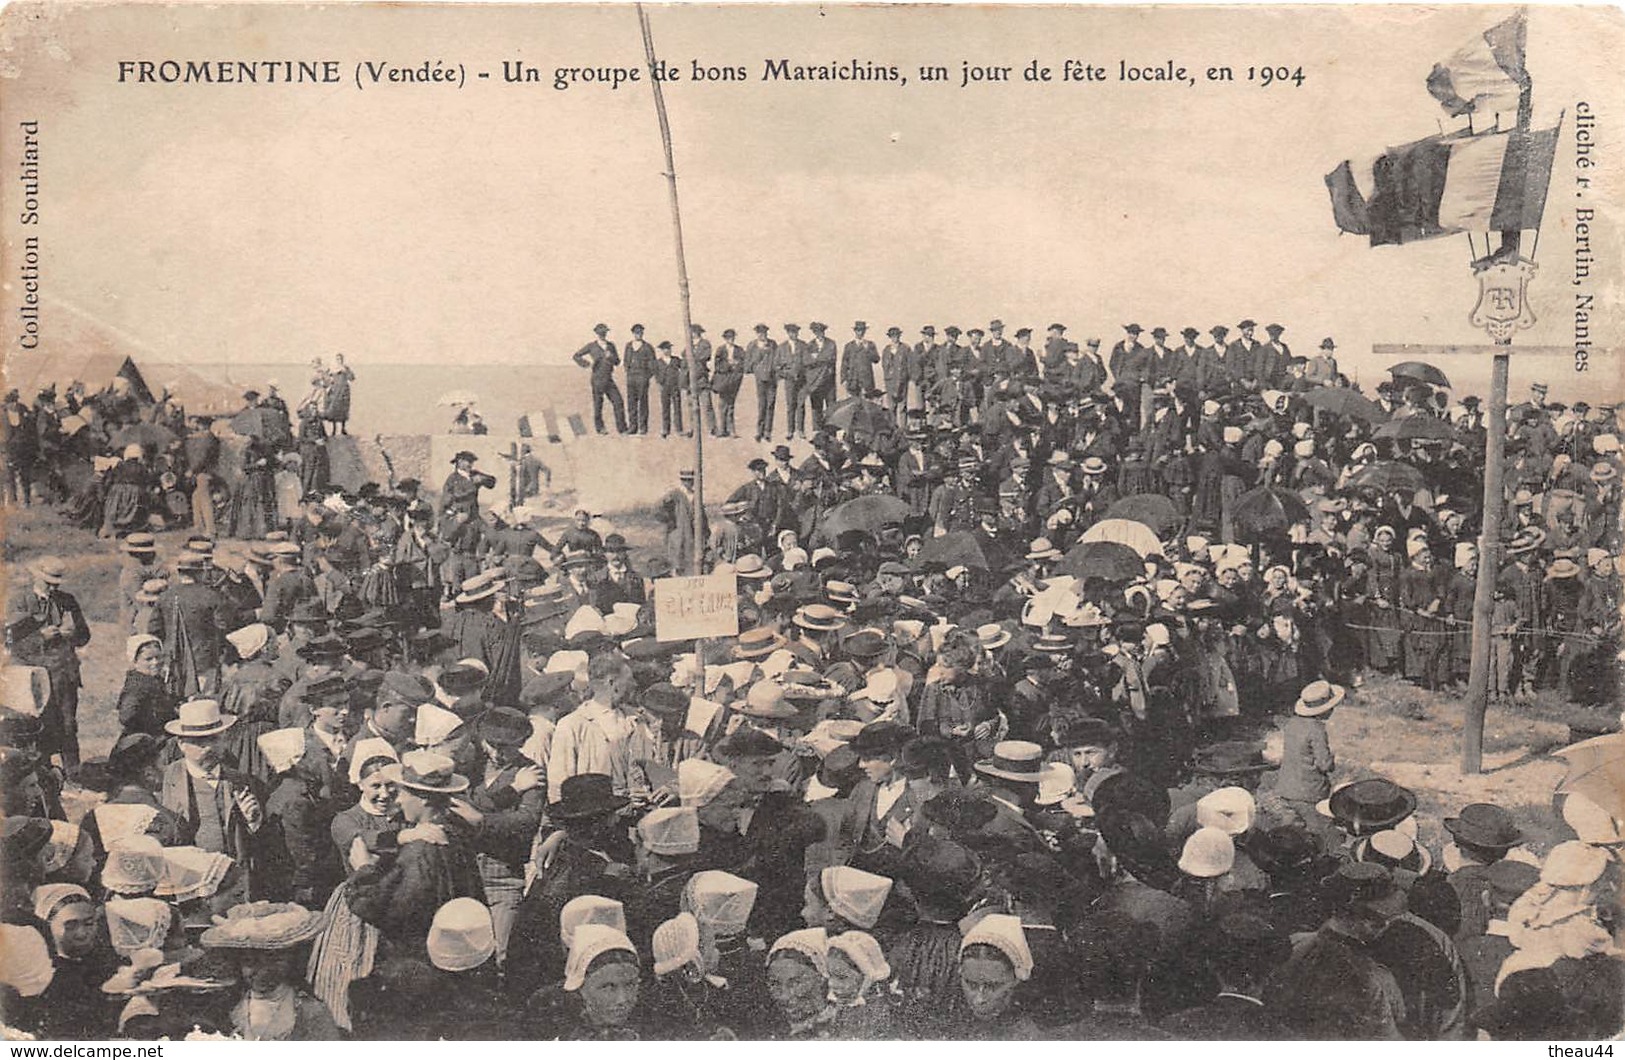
(1322, 672, 1574, 854)
(3, 504, 1581, 854)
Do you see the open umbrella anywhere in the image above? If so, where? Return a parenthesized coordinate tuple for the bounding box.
(1388, 361, 1451, 389)
(109, 422, 178, 451)
(1232, 486, 1311, 539)
(1058, 540, 1144, 581)
(436, 389, 481, 408)
(1300, 387, 1385, 423)
(819, 495, 912, 540)
(1554, 733, 1625, 820)
(1105, 494, 1182, 536)
(1351, 461, 1428, 495)
(1374, 415, 1458, 442)
(917, 531, 990, 571)
(825, 397, 893, 437)
(1079, 518, 1164, 558)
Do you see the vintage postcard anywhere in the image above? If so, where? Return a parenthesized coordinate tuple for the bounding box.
(0, 1, 1622, 1045)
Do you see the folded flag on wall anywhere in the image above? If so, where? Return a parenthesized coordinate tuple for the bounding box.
(1425, 11, 1528, 119)
(1325, 125, 1556, 246)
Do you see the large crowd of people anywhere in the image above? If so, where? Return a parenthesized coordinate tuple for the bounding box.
(1, 316, 1621, 1041)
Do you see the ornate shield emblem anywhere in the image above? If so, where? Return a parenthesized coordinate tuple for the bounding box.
(1469, 258, 1538, 342)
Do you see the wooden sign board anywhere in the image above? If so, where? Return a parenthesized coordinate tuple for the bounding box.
(652, 573, 739, 642)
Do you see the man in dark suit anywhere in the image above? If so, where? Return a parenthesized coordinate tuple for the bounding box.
(914, 324, 942, 393)
(571, 323, 627, 434)
(711, 328, 745, 438)
(688, 324, 718, 437)
(263, 675, 351, 903)
(804, 322, 838, 432)
(1109, 323, 1146, 382)
(259, 545, 315, 631)
(1179, 326, 1229, 400)
(6, 557, 92, 772)
(1148, 327, 1188, 389)
(1257, 323, 1291, 389)
(744, 324, 778, 441)
(775, 323, 808, 440)
(160, 702, 267, 903)
(161, 553, 238, 699)
(1112, 325, 1153, 426)
(593, 543, 647, 611)
(832, 722, 923, 876)
(464, 707, 547, 965)
(1008, 327, 1041, 380)
(622, 323, 658, 435)
(439, 451, 496, 521)
(842, 321, 880, 399)
(1226, 319, 1264, 390)
(1044, 323, 1072, 373)
(654, 341, 688, 437)
(1062, 338, 1107, 396)
(983, 319, 1015, 376)
(881, 326, 912, 425)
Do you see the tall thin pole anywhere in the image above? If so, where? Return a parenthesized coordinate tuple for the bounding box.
(1462, 347, 1507, 774)
(1463, 19, 1531, 774)
(638, 5, 704, 577)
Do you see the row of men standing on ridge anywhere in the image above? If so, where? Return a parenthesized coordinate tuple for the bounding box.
(574, 319, 1331, 443)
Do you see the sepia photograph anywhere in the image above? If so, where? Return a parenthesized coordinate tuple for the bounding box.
(0, 0, 1622, 1043)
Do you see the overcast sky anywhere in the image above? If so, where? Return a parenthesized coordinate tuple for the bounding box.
(2, 3, 1620, 395)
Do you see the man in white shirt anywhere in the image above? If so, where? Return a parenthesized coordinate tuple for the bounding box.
(548, 653, 637, 802)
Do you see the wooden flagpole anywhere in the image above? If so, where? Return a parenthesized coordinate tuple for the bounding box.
(636, 4, 705, 579)
(1462, 29, 1533, 775)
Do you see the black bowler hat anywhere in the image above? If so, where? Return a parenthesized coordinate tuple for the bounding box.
(1327, 778, 1418, 836)
(717, 727, 784, 759)
(1443, 803, 1523, 850)
(477, 706, 532, 747)
(849, 721, 913, 758)
(551, 774, 629, 820)
(1190, 740, 1270, 776)
(296, 635, 347, 661)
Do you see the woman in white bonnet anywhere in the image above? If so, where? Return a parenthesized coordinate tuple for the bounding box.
(115, 634, 176, 743)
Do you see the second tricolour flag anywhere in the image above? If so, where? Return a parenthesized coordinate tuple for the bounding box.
(1325, 125, 1557, 246)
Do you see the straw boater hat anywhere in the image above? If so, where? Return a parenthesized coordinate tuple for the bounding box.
(740, 680, 798, 720)
(31, 557, 66, 586)
(733, 554, 772, 580)
(200, 901, 326, 950)
(794, 604, 845, 632)
(120, 533, 158, 556)
(1026, 538, 1062, 562)
(1293, 680, 1345, 717)
(976, 623, 1012, 652)
(395, 750, 469, 795)
(164, 700, 236, 739)
(974, 740, 1045, 784)
(455, 571, 504, 605)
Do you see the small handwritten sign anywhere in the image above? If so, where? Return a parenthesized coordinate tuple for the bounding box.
(652, 573, 739, 642)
